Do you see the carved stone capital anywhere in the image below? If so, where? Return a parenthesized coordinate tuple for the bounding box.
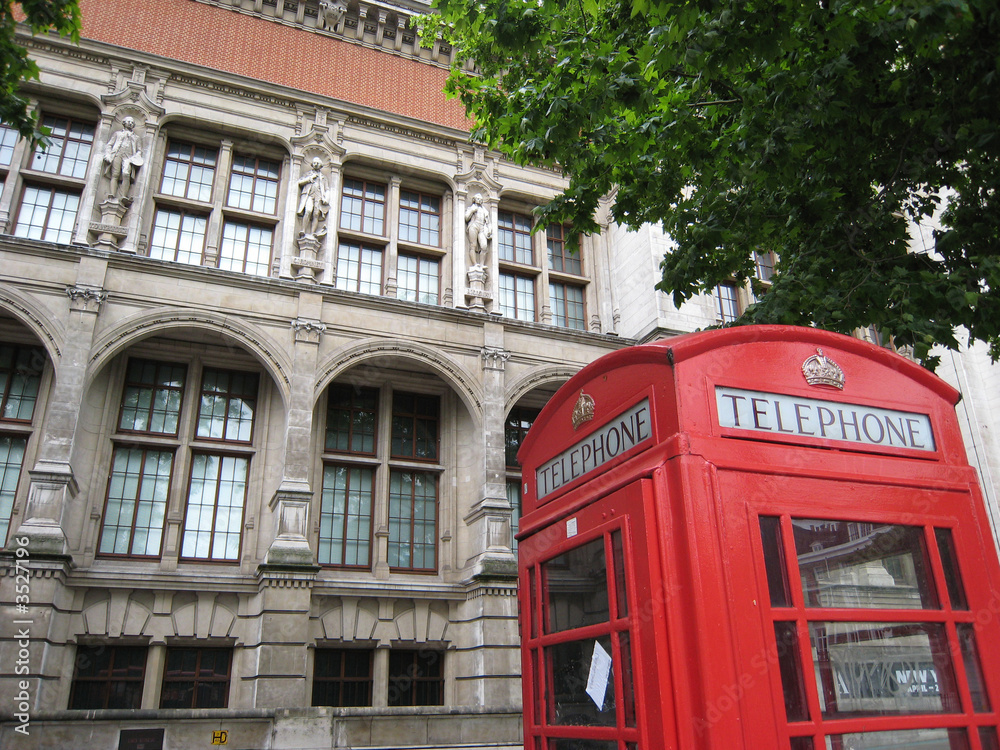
(66, 284, 108, 313)
(291, 317, 327, 344)
(481, 346, 511, 371)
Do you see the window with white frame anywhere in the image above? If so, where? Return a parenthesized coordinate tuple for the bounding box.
(149, 138, 281, 276)
(12, 113, 96, 243)
(714, 282, 740, 324)
(97, 355, 260, 562)
(319, 382, 442, 573)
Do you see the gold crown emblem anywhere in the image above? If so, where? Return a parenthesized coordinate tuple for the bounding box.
(802, 348, 845, 390)
(572, 391, 595, 430)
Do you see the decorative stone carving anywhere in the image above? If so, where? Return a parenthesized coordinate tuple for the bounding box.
(90, 200, 130, 251)
(291, 234, 324, 284)
(465, 262, 491, 313)
(297, 157, 330, 238)
(465, 193, 491, 267)
(320, 0, 347, 29)
(102, 116, 144, 204)
(66, 284, 108, 313)
(481, 346, 511, 371)
(291, 317, 327, 344)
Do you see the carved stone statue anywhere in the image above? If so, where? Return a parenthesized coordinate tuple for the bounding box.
(465, 193, 492, 266)
(103, 116, 144, 203)
(297, 157, 330, 237)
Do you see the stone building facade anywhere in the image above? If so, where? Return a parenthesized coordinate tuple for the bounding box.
(2, 1, 1000, 749)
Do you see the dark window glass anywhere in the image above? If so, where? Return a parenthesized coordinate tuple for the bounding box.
(956, 624, 991, 712)
(546, 635, 615, 726)
(544, 536, 609, 633)
(0, 435, 27, 545)
(759, 516, 791, 607)
(547, 224, 581, 275)
(160, 647, 231, 708)
(0, 344, 44, 422)
(312, 649, 374, 707)
(69, 645, 147, 710)
(387, 650, 444, 706)
(505, 406, 538, 468)
(325, 384, 378, 454)
(774, 621, 809, 722)
(935, 528, 968, 610)
(390, 392, 439, 460)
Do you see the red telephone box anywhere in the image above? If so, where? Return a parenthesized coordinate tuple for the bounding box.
(516, 326, 1000, 750)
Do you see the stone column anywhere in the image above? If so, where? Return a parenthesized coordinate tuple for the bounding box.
(264, 298, 325, 567)
(15, 258, 109, 556)
(463, 321, 516, 579)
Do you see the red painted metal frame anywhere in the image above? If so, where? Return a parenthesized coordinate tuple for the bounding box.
(517, 326, 1000, 750)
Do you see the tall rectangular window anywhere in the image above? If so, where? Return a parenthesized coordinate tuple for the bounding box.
(69, 646, 147, 710)
(219, 221, 272, 276)
(227, 154, 279, 214)
(313, 649, 375, 707)
(15, 186, 80, 244)
(31, 115, 94, 178)
(180, 453, 249, 561)
(498, 211, 534, 265)
(98, 447, 173, 557)
(391, 392, 439, 461)
(160, 647, 231, 708)
(0, 436, 26, 546)
(340, 178, 386, 235)
(547, 224, 581, 275)
(160, 142, 217, 202)
(388, 470, 437, 571)
(399, 190, 441, 246)
(499, 273, 536, 322)
(0, 123, 18, 166)
(318, 464, 374, 567)
(755, 250, 776, 282)
(550, 282, 586, 330)
(397, 254, 440, 305)
(336, 242, 383, 295)
(149, 209, 208, 265)
(714, 282, 740, 323)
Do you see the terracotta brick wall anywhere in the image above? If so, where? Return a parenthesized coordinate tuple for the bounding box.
(77, 0, 471, 131)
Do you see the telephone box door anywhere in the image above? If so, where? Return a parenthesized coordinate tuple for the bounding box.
(720, 471, 1000, 750)
(519, 479, 677, 750)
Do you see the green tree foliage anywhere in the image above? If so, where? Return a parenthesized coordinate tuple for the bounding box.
(1, 0, 81, 140)
(425, 0, 1000, 366)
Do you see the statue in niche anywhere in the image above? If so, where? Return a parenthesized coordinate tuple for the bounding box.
(103, 116, 144, 203)
(465, 193, 492, 267)
(297, 157, 330, 237)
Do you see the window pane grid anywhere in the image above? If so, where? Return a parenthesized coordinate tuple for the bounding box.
(196, 368, 259, 443)
(0, 123, 18, 166)
(336, 242, 383, 295)
(499, 273, 536, 321)
(0, 344, 44, 422)
(98, 447, 173, 557)
(227, 154, 279, 214)
(547, 224, 581, 275)
(388, 650, 444, 707)
(390, 392, 439, 461)
(340, 178, 386, 235)
(160, 142, 217, 202)
(325, 384, 378, 454)
(397, 254, 440, 305)
(0, 435, 27, 545)
(399, 190, 441, 246)
(388, 470, 438, 571)
(550, 283, 586, 330)
(69, 646, 147, 710)
(160, 648, 231, 709)
(180, 453, 249, 561)
(31, 115, 95, 178)
(319, 464, 374, 567)
(149, 209, 207, 265)
(715, 282, 740, 323)
(499, 211, 534, 264)
(118, 359, 186, 435)
(15, 186, 80, 244)
(312, 649, 374, 707)
(219, 221, 273, 276)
